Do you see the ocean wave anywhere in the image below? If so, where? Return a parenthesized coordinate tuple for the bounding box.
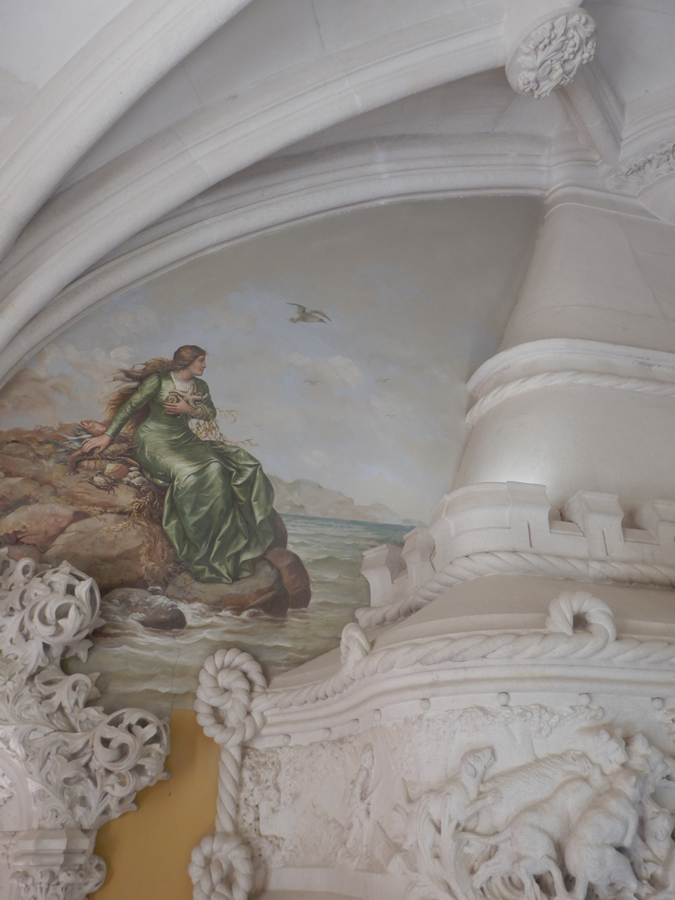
(73, 514, 405, 712)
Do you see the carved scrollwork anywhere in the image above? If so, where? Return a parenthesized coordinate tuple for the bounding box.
(340, 622, 371, 676)
(0, 551, 170, 899)
(14, 856, 107, 900)
(546, 590, 617, 645)
(506, 10, 597, 100)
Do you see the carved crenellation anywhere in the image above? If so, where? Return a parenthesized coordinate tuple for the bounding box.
(358, 482, 675, 628)
(0, 550, 169, 899)
(506, 10, 597, 100)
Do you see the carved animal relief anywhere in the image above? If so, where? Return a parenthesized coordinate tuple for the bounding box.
(403, 726, 675, 900)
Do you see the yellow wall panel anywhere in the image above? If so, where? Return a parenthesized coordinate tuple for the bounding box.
(92, 709, 220, 900)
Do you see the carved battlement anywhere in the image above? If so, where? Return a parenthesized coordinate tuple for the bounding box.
(360, 482, 675, 623)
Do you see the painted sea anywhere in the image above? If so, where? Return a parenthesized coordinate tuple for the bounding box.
(68, 515, 408, 714)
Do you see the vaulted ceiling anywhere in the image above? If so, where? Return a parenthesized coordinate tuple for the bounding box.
(0, 0, 674, 390)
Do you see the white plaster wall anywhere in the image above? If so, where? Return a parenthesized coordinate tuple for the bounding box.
(453, 386, 675, 511)
(500, 200, 675, 353)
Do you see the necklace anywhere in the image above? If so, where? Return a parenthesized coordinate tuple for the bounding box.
(171, 371, 195, 392)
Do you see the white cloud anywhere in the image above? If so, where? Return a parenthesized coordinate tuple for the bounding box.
(300, 449, 331, 468)
(287, 353, 364, 388)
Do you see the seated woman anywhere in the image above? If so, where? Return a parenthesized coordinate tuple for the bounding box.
(83, 345, 275, 583)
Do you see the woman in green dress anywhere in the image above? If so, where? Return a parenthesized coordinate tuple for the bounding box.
(83, 345, 275, 583)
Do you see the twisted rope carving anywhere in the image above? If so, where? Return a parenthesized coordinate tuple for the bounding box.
(467, 370, 675, 428)
(189, 649, 266, 900)
(356, 551, 675, 629)
(257, 592, 675, 714)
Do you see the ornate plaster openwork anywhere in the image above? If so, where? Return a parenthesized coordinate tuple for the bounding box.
(193, 589, 675, 899)
(0, 550, 169, 899)
(506, 9, 597, 99)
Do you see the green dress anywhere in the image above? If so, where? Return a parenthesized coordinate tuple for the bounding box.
(104, 372, 275, 583)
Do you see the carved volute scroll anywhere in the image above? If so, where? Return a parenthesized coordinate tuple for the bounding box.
(0, 550, 170, 900)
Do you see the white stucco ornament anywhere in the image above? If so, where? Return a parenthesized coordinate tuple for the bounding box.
(0, 550, 170, 900)
(506, 9, 597, 99)
(189, 648, 266, 900)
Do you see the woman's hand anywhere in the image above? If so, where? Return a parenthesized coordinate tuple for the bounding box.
(163, 398, 193, 416)
(82, 434, 112, 454)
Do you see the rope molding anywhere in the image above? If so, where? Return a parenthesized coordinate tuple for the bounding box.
(356, 551, 675, 629)
(256, 592, 675, 714)
(466, 370, 675, 427)
(189, 648, 267, 900)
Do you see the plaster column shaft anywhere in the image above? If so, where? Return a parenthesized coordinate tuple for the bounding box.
(453, 195, 675, 511)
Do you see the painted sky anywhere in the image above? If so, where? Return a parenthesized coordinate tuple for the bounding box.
(0, 198, 541, 521)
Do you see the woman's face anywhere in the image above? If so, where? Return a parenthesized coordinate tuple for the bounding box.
(186, 355, 207, 377)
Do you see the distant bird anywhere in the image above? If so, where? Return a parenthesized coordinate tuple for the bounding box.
(304, 379, 319, 385)
(287, 303, 331, 324)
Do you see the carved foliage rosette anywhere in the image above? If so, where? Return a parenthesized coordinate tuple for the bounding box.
(506, 11, 597, 99)
(0, 550, 170, 900)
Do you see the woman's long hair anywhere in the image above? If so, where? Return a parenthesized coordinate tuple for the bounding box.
(105, 345, 206, 434)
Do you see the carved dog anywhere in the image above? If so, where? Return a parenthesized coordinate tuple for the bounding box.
(564, 768, 645, 900)
(419, 746, 495, 834)
(473, 770, 605, 900)
(472, 727, 626, 836)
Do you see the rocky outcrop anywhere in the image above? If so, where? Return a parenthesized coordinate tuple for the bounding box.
(43, 513, 175, 592)
(0, 423, 313, 622)
(269, 475, 416, 525)
(0, 476, 53, 514)
(0, 502, 87, 551)
(265, 547, 311, 609)
(101, 588, 187, 632)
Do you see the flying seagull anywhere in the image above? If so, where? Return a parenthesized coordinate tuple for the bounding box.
(287, 303, 331, 324)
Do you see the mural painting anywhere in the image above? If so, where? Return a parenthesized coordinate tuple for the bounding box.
(0, 199, 541, 712)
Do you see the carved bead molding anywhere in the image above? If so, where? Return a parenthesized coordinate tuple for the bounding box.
(506, 9, 597, 99)
(358, 482, 675, 628)
(0, 550, 169, 900)
(189, 649, 267, 900)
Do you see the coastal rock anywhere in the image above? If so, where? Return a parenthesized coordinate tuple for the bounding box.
(268, 508, 288, 550)
(0, 451, 62, 484)
(101, 588, 187, 632)
(166, 558, 289, 617)
(55, 472, 139, 512)
(42, 513, 174, 592)
(0, 503, 87, 551)
(265, 547, 312, 609)
(7, 544, 41, 563)
(0, 477, 51, 514)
